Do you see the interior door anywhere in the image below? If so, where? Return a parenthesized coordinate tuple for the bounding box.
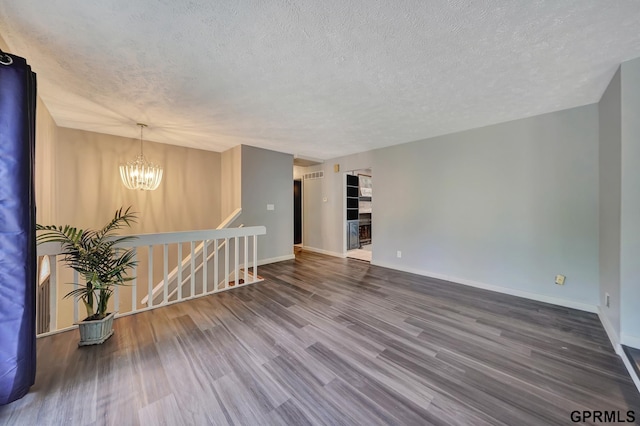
(293, 180, 302, 244)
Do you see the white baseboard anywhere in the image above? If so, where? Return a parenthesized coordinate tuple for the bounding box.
(301, 246, 346, 258)
(621, 334, 640, 350)
(370, 260, 598, 313)
(596, 309, 640, 393)
(598, 306, 620, 349)
(620, 345, 640, 394)
(257, 254, 295, 266)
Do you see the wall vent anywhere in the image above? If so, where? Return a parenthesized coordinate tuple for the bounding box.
(303, 171, 324, 180)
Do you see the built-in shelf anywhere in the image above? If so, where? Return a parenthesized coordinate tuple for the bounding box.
(347, 173, 372, 248)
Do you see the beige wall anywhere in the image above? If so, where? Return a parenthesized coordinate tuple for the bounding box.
(0, 32, 8, 51)
(220, 145, 241, 221)
(35, 98, 57, 225)
(293, 165, 305, 180)
(54, 127, 221, 233)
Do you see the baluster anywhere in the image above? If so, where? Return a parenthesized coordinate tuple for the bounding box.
(131, 248, 137, 312)
(253, 234, 258, 280)
(148, 245, 154, 308)
(244, 235, 248, 283)
(234, 236, 239, 286)
(114, 247, 120, 313)
(224, 238, 229, 289)
(177, 243, 183, 300)
(114, 280, 120, 314)
(190, 241, 195, 297)
(163, 244, 169, 304)
(49, 255, 57, 331)
(73, 269, 79, 323)
(213, 238, 218, 292)
(203, 239, 208, 294)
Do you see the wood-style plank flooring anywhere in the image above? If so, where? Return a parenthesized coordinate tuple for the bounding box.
(1, 250, 639, 425)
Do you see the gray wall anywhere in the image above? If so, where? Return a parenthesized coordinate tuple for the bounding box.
(302, 105, 600, 310)
(240, 145, 294, 262)
(371, 105, 599, 309)
(599, 67, 622, 340)
(620, 58, 640, 347)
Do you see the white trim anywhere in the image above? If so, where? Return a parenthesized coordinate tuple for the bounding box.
(621, 334, 640, 350)
(370, 260, 598, 313)
(596, 310, 640, 394)
(36, 324, 77, 338)
(295, 178, 304, 246)
(216, 208, 242, 229)
(598, 306, 620, 348)
(302, 246, 346, 258)
(258, 254, 296, 265)
(620, 346, 640, 393)
(342, 171, 347, 254)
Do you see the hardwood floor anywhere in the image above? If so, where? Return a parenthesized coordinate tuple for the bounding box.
(1, 250, 638, 425)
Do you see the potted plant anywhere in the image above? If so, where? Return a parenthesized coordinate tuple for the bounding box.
(36, 207, 138, 346)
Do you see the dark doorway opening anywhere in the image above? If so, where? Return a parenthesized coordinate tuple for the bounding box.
(294, 179, 302, 245)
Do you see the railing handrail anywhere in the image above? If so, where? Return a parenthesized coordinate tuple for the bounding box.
(37, 225, 266, 256)
(216, 207, 242, 230)
(122, 226, 265, 247)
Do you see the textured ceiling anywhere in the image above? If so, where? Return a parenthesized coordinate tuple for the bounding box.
(1, 1, 640, 159)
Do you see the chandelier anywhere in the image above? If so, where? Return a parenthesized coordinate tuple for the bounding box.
(119, 123, 163, 191)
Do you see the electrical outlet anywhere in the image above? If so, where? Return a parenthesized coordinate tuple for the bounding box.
(396, 250, 402, 258)
(555, 274, 565, 286)
(267, 204, 274, 211)
(605, 293, 610, 308)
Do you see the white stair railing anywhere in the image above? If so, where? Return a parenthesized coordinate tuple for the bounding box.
(36, 223, 265, 337)
(140, 209, 241, 306)
(144, 229, 247, 306)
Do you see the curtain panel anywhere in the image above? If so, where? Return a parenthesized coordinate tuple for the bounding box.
(0, 50, 37, 405)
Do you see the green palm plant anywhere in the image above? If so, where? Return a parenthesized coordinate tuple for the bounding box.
(36, 207, 138, 321)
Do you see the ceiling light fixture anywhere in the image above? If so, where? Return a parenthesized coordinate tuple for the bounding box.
(119, 123, 163, 191)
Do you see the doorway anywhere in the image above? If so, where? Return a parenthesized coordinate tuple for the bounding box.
(345, 169, 372, 262)
(293, 179, 302, 245)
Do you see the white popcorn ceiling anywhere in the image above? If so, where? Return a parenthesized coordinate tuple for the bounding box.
(1, 1, 640, 159)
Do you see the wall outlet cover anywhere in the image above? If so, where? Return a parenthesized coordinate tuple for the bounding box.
(555, 274, 565, 285)
(396, 250, 402, 258)
(267, 204, 275, 211)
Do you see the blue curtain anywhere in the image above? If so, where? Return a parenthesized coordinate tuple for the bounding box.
(0, 49, 37, 405)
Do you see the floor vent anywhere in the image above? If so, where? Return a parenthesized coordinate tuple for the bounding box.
(304, 171, 324, 180)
